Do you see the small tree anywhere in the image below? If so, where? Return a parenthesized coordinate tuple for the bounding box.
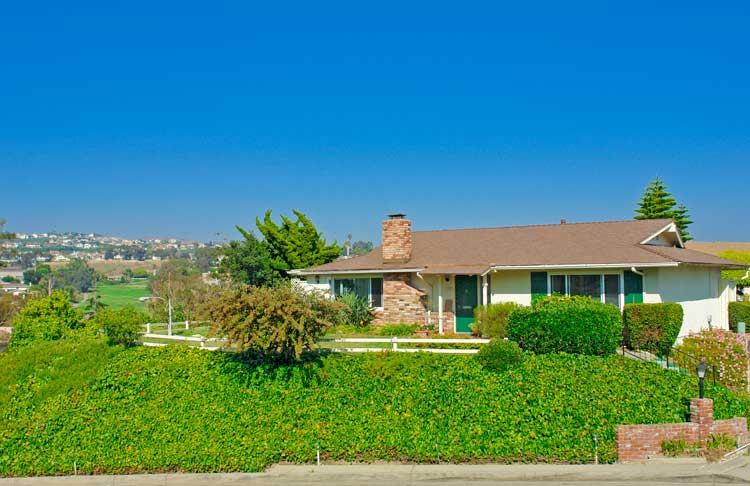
(10, 291, 83, 347)
(92, 307, 147, 346)
(219, 229, 280, 286)
(208, 284, 337, 361)
(0, 219, 15, 269)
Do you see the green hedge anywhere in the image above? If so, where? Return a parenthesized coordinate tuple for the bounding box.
(507, 296, 622, 356)
(729, 302, 750, 333)
(623, 303, 683, 353)
(2, 341, 750, 474)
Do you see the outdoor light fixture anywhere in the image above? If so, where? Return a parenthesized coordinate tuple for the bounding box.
(696, 361, 708, 399)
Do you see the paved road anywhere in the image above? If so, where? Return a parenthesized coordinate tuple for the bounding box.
(2, 457, 749, 485)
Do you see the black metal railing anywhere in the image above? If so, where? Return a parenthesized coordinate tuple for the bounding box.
(621, 340, 717, 386)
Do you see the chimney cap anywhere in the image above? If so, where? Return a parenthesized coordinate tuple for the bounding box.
(560, 218, 567, 225)
(387, 213, 407, 219)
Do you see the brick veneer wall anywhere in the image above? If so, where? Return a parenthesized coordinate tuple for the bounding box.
(382, 218, 412, 263)
(378, 273, 427, 325)
(616, 398, 748, 462)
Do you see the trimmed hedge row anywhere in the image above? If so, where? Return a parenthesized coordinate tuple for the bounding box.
(623, 303, 683, 353)
(729, 302, 750, 333)
(2, 339, 750, 475)
(507, 296, 622, 356)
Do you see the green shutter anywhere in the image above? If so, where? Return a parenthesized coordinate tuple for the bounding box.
(530, 272, 548, 303)
(624, 270, 644, 304)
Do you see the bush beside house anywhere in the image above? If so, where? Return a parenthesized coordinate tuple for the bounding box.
(729, 302, 750, 333)
(472, 302, 521, 338)
(507, 296, 622, 356)
(475, 338, 524, 371)
(623, 303, 683, 353)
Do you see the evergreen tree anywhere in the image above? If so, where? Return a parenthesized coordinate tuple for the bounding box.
(634, 177, 693, 242)
(669, 204, 694, 242)
(255, 209, 341, 276)
(634, 177, 676, 220)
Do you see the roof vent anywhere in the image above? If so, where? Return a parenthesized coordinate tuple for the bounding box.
(387, 213, 406, 220)
(560, 219, 567, 225)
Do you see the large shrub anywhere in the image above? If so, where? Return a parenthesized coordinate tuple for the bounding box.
(507, 295, 622, 356)
(475, 338, 524, 371)
(9, 291, 83, 347)
(729, 302, 750, 333)
(208, 284, 337, 361)
(337, 293, 375, 327)
(472, 302, 521, 338)
(91, 307, 148, 346)
(623, 303, 683, 353)
(675, 329, 748, 392)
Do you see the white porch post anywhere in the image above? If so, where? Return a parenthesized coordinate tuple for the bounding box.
(438, 276, 444, 335)
(482, 275, 489, 306)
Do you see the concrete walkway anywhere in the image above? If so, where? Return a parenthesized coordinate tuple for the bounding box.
(2, 456, 749, 485)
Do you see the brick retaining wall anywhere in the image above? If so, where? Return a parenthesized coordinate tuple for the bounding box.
(616, 398, 748, 462)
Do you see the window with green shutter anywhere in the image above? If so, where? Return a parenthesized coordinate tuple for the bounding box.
(623, 270, 643, 304)
(530, 272, 548, 302)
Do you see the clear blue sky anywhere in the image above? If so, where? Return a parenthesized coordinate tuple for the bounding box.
(2, 1, 748, 244)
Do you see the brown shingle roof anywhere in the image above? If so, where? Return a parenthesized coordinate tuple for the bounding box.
(686, 242, 750, 256)
(297, 219, 745, 275)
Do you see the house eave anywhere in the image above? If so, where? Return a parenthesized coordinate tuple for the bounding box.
(481, 262, 680, 276)
(290, 267, 426, 276)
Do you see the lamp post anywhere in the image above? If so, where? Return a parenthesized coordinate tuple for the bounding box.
(696, 361, 708, 399)
(139, 295, 173, 336)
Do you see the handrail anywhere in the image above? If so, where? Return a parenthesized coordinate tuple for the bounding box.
(621, 339, 718, 386)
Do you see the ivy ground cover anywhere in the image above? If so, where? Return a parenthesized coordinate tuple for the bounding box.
(2, 339, 750, 475)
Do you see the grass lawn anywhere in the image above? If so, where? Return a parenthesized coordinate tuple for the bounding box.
(94, 280, 150, 311)
(2, 338, 750, 476)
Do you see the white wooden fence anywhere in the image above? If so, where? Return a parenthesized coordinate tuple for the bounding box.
(318, 337, 490, 354)
(140, 333, 223, 351)
(142, 320, 210, 334)
(138, 333, 490, 354)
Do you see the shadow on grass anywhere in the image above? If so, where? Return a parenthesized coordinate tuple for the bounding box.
(219, 348, 337, 386)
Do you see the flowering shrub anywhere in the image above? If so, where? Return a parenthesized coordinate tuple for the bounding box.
(675, 329, 749, 392)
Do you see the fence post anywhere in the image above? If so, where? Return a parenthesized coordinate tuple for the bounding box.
(185, 320, 190, 330)
(391, 336, 398, 351)
(146, 322, 151, 334)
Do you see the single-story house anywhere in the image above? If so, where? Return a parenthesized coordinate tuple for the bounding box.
(292, 214, 747, 337)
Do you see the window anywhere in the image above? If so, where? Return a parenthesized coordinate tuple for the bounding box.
(569, 275, 601, 300)
(333, 277, 384, 307)
(545, 273, 623, 308)
(604, 274, 620, 307)
(551, 275, 566, 295)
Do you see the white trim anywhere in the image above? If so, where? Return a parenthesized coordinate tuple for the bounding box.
(290, 267, 425, 276)
(639, 222, 685, 248)
(483, 262, 678, 276)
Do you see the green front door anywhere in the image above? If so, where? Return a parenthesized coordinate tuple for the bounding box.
(455, 275, 478, 333)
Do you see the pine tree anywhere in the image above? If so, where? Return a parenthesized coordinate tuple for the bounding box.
(634, 177, 693, 242)
(634, 177, 676, 220)
(670, 204, 694, 242)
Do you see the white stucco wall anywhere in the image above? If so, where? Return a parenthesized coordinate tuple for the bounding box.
(647, 266, 728, 336)
(489, 270, 532, 306)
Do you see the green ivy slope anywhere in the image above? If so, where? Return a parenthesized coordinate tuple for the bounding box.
(2, 340, 749, 475)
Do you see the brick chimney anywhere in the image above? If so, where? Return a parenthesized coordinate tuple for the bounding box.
(382, 213, 412, 263)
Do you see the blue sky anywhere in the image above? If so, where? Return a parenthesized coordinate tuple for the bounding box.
(2, 1, 748, 243)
